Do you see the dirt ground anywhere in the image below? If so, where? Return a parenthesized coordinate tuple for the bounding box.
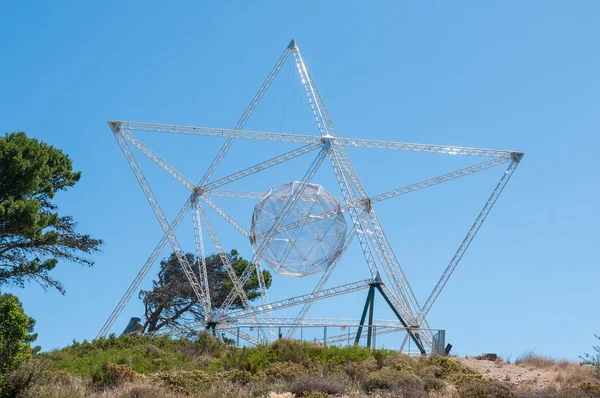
(456, 357, 564, 389)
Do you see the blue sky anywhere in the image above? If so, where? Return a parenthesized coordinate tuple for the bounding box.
(1, 1, 599, 359)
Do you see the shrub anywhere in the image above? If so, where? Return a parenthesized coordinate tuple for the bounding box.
(581, 334, 600, 376)
(24, 369, 88, 398)
(426, 355, 478, 378)
(372, 349, 391, 369)
(218, 347, 271, 373)
(458, 379, 516, 398)
(0, 294, 39, 378)
(270, 339, 312, 364)
(194, 331, 223, 357)
(362, 368, 424, 392)
(384, 353, 415, 372)
(91, 362, 135, 387)
(422, 375, 444, 392)
(265, 361, 307, 381)
(113, 382, 181, 398)
(1, 358, 46, 397)
(289, 374, 347, 397)
(343, 361, 368, 383)
(43, 335, 199, 376)
(578, 380, 600, 395)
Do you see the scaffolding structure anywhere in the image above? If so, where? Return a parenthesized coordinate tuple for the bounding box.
(99, 39, 523, 355)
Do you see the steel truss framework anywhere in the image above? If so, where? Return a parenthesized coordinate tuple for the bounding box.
(100, 39, 523, 355)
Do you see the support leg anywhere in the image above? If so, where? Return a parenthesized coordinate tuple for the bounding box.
(367, 288, 375, 348)
(355, 285, 375, 345)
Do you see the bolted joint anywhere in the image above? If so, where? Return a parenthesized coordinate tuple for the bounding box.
(193, 187, 205, 196)
(108, 120, 122, 133)
(360, 197, 372, 212)
(321, 137, 332, 152)
(373, 272, 382, 283)
(511, 152, 525, 162)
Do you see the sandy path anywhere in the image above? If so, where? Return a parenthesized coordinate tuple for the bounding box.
(456, 357, 556, 389)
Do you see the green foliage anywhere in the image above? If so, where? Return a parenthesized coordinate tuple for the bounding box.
(0, 132, 102, 294)
(213, 340, 374, 374)
(91, 363, 135, 388)
(264, 361, 306, 381)
(416, 355, 481, 383)
(140, 250, 271, 333)
(0, 293, 39, 379)
(195, 331, 223, 357)
(218, 347, 271, 374)
(421, 375, 444, 392)
(362, 367, 424, 392)
(42, 334, 208, 376)
(372, 348, 395, 369)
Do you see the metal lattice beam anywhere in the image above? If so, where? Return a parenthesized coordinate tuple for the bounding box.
(111, 125, 208, 308)
(219, 149, 328, 313)
(418, 155, 523, 323)
(116, 121, 516, 159)
(106, 39, 523, 354)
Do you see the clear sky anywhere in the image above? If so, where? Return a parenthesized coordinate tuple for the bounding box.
(1, 1, 599, 360)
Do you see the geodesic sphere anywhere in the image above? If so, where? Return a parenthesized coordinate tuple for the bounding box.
(250, 182, 347, 277)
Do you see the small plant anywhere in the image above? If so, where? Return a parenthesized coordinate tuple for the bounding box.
(581, 334, 600, 375)
(91, 363, 135, 387)
(1, 358, 46, 397)
(194, 331, 223, 357)
(265, 361, 306, 381)
(362, 368, 423, 392)
(289, 374, 347, 397)
(422, 375, 444, 392)
(372, 349, 388, 369)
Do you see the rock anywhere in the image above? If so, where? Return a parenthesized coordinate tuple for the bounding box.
(475, 353, 498, 361)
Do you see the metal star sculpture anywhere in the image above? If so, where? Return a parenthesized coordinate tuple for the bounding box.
(100, 39, 523, 355)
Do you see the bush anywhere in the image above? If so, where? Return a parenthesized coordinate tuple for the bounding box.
(194, 331, 223, 357)
(343, 361, 368, 383)
(384, 353, 415, 372)
(0, 294, 39, 378)
(372, 349, 393, 369)
(270, 339, 312, 364)
(289, 374, 348, 397)
(362, 368, 424, 392)
(265, 361, 307, 381)
(217, 347, 271, 373)
(114, 382, 180, 398)
(582, 335, 600, 376)
(578, 380, 600, 396)
(152, 370, 218, 394)
(422, 375, 444, 392)
(43, 334, 203, 376)
(458, 379, 516, 398)
(1, 358, 46, 397)
(91, 363, 135, 387)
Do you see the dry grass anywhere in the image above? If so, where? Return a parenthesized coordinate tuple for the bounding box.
(550, 364, 598, 388)
(90, 382, 181, 397)
(515, 351, 573, 370)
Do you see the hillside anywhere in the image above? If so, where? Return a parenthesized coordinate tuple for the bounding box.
(3, 334, 599, 398)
